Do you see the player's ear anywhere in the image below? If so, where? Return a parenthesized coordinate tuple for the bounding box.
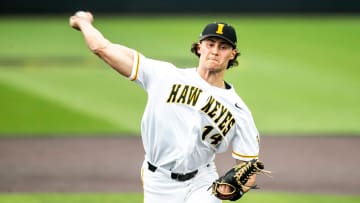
(230, 49, 237, 60)
(191, 42, 201, 57)
(196, 42, 201, 55)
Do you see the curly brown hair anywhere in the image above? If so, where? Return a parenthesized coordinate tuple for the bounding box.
(190, 41, 240, 69)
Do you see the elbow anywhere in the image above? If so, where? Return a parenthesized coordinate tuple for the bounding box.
(89, 44, 107, 55)
(88, 39, 111, 55)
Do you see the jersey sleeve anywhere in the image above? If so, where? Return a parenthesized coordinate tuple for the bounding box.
(231, 110, 260, 161)
(128, 50, 141, 82)
(127, 50, 175, 90)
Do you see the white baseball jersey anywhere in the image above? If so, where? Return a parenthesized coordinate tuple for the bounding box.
(129, 51, 259, 173)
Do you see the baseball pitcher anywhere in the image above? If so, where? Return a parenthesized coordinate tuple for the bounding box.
(70, 11, 268, 202)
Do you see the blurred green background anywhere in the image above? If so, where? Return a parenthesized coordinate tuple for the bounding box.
(1, 13, 360, 203)
(1, 192, 360, 203)
(0, 15, 359, 136)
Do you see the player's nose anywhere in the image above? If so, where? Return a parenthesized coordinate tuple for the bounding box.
(210, 45, 220, 55)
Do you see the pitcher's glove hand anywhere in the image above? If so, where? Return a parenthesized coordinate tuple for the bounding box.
(211, 159, 268, 201)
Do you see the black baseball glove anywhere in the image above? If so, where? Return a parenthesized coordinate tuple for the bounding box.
(211, 159, 268, 201)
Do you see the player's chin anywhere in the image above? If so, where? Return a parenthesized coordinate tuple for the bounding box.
(206, 63, 225, 72)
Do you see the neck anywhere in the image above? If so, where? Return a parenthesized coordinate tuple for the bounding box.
(197, 67, 226, 88)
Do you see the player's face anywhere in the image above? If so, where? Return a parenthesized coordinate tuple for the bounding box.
(197, 37, 236, 72)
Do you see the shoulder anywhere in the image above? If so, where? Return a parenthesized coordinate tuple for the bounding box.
(142, 54, 177, 70)
(223, 88, 255, 123)
(226, 87, 249, 111)
(135, 52, 179, 77)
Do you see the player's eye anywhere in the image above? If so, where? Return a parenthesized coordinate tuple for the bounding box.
(220, 44, 231, 50)
(206, 42, 215, 48)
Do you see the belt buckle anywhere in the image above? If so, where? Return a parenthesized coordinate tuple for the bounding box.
(171, 170, 198, 181)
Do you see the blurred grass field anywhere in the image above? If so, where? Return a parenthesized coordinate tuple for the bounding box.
(0, 15, 359, 135)
(1, 192, 360, 203)
(0, 13, 359, 203)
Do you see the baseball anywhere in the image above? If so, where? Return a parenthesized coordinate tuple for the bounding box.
(75, 11, 88, 18)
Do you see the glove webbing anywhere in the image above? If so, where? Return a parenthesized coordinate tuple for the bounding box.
(235, 160, 262, 185)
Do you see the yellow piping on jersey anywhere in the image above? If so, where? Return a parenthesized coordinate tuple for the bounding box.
(131, 51, 140, 81)
(232, 151, 258, 159)
(141, 166, 144, 188)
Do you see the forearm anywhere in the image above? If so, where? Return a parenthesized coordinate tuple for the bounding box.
(77, 21, 111, 54)
(80, 23, 133, 75)
(70, 12, 134, 77)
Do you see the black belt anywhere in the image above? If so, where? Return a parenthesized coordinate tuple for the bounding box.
(147, 162, 198, 182)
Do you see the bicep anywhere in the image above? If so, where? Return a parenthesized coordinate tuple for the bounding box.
(94, 43, 134, 77)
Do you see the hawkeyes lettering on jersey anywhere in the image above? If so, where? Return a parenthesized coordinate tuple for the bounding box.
(166, 84, 203, 106)
(166, 84, 236, 147)
(201, 96, 235, 136)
